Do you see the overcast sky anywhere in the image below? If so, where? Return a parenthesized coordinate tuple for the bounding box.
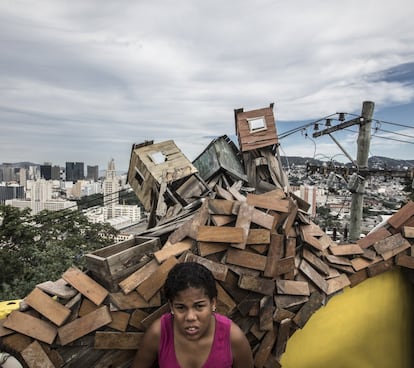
(1, 0, 413, 172)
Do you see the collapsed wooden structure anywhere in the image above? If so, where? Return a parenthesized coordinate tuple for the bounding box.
(1, 104, 414, 368)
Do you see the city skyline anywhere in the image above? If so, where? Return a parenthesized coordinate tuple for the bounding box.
(1, 1, 413, 171)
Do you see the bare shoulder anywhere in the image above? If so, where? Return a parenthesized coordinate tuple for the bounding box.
(230, 321, 254, 368)
(131, 317, 162, 368)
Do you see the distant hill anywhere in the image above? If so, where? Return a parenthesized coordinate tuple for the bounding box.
(280, 156, 414, 169)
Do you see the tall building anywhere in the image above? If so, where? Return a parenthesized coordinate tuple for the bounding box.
(103, 159, 119, 220)
(65, 162, 84, 182)
(0, 183, 24, 204)
(87, 165, 99, 182)
(40, 163, 52, 180)
(51, 165, 61, 180)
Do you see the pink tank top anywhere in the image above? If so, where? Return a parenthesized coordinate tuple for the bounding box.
(158, 312, 233, 368)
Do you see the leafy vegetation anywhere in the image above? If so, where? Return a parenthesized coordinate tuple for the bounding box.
(0, 205, 118, 300)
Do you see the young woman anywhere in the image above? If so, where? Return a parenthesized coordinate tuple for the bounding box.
(132, 262, 253, 368)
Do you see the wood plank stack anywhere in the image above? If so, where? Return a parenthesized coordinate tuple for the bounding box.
(1, 195, 414, 367)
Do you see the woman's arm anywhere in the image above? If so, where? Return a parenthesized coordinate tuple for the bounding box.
(131, 318, 161, 368)
(230, 321, 254, 368)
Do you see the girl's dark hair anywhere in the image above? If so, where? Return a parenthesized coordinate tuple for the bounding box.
(164, 262, 217, 301)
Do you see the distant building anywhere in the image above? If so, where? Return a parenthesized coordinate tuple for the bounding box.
(87, 165, 99, 182)
(103, 159, 119, 220)
(40, 163, 52, 180)
(0, 183, 24, 204)
(65, 162, 84, 182)
(51, 165, 61, 180)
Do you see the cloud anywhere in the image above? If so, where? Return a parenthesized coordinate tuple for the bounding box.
(0, 0, 413, 171)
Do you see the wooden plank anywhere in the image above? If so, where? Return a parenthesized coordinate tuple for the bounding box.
(0, 319, 14, 337)
(403, 226, 414, 238)
(329, 244, 364, 256)
(275, 318, 291, 360)
(282, 198, 298, 235)
(292, 291, 324, 328)
(198, 241, 228, 256)
(247, 194, 290, 213)
(387, 201, 414, 229)
(226, 248, 267, 271)
(3, 311, 57, 344)
(94, 331, 144, 349)
(197, 225, 244, 243)
(216, 282, 237, 315)
(137, 256, 178, 301)
(36, 278, 77, 299)
(396, 253, 414, 269)
(299, 259, 328, 294)
(208, 199, 236, 215)
(368, 259, 394, 277)
(302, 248, 330, 276)
(273, 256, 295, 277)
(154, 238, 192, 263)
(356, 227, 392, 249)
(108, 311, 130, 332)
(58, 306, 112, 346)
(326, 274, 351, 295)
(184, 253, 229, 281)
(284, 237, 296, 279)
(214, 184, 235, 200)
(253, 328, 277, 368)
(351, 256, 382, 271)
(259, 296, 274, 331)
(24, 287, 71, 327)
(118, 259, 158, 295)
(140, 304, 170, 329)
(78, 298, 98, 317)
(325, 254, 353, 266)
(348, 269, 369, 287)
(129, 309, 149, 330)
(231, 202, 254, 249)
(373, 233, 411, 259)
(238, 275, 275, 296)
(62, 266, 109, 306)
(276, 280, 310, 296)
(210, 214, 235, 227)
(251, 208, 276, 231)
(274, 295, 309, 309)
(264, 233, 284, 278)
(21, 340, 55, 368)
(247, 229, 271, 244)
(273, 308, 295, 323)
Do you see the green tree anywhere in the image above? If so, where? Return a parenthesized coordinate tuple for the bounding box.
(0, 205, 118, 300)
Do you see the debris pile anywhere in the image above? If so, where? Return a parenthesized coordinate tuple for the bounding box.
(1, 104, 414, 368)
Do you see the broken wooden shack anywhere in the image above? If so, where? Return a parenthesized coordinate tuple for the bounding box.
(1, 104, 413, 367)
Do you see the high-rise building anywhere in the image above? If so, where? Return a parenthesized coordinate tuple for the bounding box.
(65, 162, 84, 182)
(87, 165, 99, 182)
(103, 159, 119, 219)
(0, 183, 24, 204)
(51, 165, 61, 180)
(40, 163, 52, 180)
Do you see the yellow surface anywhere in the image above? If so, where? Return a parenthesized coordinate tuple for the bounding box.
(281, 269, 413, 368)
(0, 299, 21, 320)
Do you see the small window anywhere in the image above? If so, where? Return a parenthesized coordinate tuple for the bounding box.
(248, 117, 267, 133)
(149, 151, 166, 164)
(134, 167, 144, 185)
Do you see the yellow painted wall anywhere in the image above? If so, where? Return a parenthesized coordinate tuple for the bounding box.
(281, 269, 414, 368)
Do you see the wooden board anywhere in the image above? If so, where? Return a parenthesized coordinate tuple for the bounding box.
(329, 244, 364, 256)
(3, 311, 57, 345)
(387, 201, 414, 229)
(226, 248, 267, 271)
(264, 233, 284, 278)
(35, 278, 77, 299)
(137, 256, 178, 301)
(108, 311, 130, 332)
(24, 287, 71, 326)
(246, 194, 290, 213)
(118, 259, 159, 295)
(184, 253, 229, 281)
(276, 280, 310, 296)
(232, 202, 254, 249)
(292, 291, 324, 328)
(299, 259, 328, 294)
(58, 306, 112, 346)
(197, 225, 244, 243)
(94, 331, 144, 349)
(154, 238, 193, 263)
(21, 340, 56, 368)
(356, 227, 392, 249)
(62, 267, 108, 306)
(238, 275, 275, 295)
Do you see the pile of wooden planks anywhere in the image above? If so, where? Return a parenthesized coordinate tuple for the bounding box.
(1, 191, 414, 367)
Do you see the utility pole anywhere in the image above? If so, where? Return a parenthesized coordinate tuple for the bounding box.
(349, 101, 375, 241)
